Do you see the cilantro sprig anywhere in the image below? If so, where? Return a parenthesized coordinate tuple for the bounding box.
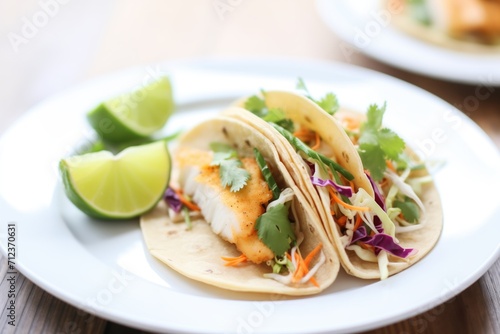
(244, 94, 294, 132)
(393, 197, 419, 223)
(296, 78, 339, 115)
(255, 203, 296, 256)
(357, 103, 405, 181)
(210, 143, 250, 192)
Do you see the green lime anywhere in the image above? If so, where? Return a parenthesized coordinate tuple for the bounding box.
(87, 76, 174, 143)
(60, 141, 171, 219)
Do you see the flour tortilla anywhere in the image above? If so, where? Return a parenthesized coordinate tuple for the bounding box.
(332, 109, 443, 278)
(226, 91, 374, 244)
(140, 115, 339, 295)
(227, 92, 443, 279)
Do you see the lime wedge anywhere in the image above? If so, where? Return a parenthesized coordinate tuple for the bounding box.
(60, 141, 171, 219)
(87, 76, 174, 143)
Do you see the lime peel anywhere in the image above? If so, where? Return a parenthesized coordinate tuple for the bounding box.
(87, 76, 174, 143)
(60, 141, 171, 219)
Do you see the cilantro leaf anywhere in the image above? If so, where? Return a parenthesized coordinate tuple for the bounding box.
(393, 197, 420, 223)
(275, 118, 295, 133)
(244, 95, 267, 118)
(296, 78, 339, 115)
(317, 92, 339, 115)
(244, 94, 295, 132)
(378, 128, 405, 160)
(358, 144, 386, 181)
(210, 142, 250, 192)
(262, 108, 284, 122)
(363, 103, 385, 130)
(358, 103, 405, 180)
(219, 159, 250, 192)
(263, 108, 294, 132)
(212, 151, 234, 165)
(255, 203, 296, 256)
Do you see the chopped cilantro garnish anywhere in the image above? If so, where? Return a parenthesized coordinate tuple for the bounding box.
(210, 142, 250, 192)
(357, 103, 405, 181)
(296, 78, 339, 115)
(317, 93, 339, 115)
(393, 197, 420, 223)
(262, 108, 286, 123)
(244, 94, 295, 132)
(358, 144, 387, 182)
(255, 203, 296, 256)
(244, 95, 267, 118)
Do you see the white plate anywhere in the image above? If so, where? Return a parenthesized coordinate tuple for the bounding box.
(1, 58, 499, 334)
(316, 0, 500, 85)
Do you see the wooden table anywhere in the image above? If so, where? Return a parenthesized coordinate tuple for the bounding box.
(1, 1, 499, 333)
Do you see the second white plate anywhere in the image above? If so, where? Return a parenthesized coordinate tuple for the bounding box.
(316, 0, 500, 85)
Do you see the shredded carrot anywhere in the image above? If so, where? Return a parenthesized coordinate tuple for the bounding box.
(358, 242, 374, 252)
(329, 188, 369, 212)
(309, 277, 319, 287)
(342, 116, 360, 131)
(303, 243, 323, 267)
(379, 178, 389, 188)
(353, 214, 363, 231)
(293, 127, 320, 150)
(310, 131, 321, 150)
(221, 254, 248, 266)
(291, 245, 322, 288)
(386, 160, 396, 172)
(172, 187, 201, 211)
(336, 215, 347, 227)
(293, 128, 312, 141)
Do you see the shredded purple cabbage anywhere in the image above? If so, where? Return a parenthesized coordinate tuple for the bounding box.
(365, 233, 416, 258)
(351, 226, 368, 244)
(374, 216, 384, 234)
(364, 173, 385, 233)
(164, 187, 183, 213)
(310, 176, 353, 197)
(305, 160, 315, 174)
(350, 229, 415, 258)
(365, 172, 386, 210)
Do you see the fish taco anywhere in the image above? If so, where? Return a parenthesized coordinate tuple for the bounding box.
(390, 0, 500, 52)
(140, 114, 339, 295)
(226, 89, 443, 279)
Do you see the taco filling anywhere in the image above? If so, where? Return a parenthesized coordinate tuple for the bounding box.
(142, 116, 337, 294)
(167, 144, 326, 285)
(228, 85, 441, 280)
